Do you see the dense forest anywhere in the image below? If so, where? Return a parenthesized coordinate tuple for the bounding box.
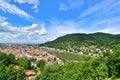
(41, 32, 120, 50)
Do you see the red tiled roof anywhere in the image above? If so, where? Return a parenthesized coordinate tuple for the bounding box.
(14, 65, 20, 70)
(25, 71, 35, 77)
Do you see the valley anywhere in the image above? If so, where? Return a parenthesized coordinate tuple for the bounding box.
(0, 32, 120, 80)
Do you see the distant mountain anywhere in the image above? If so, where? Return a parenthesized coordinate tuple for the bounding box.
(41, 32, 120, 50)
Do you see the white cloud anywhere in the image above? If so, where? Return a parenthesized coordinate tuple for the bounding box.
(0, 0, 32, 18)
(59, 3, 68, 11)
(90, 17, 120, 34)
(14, 0, 39, 5)
(48, 19, 120, 41)
(0, 16, 7, 22)
(46, 20, 90, 41)
(14, 0, 40, 13)
(1, 16, 120, 44)
(59, 0, 84, 11)
(31, 5, 39, 13)
(79, 0, 120, 18)
(39, 27, 47, 35)
(0, 16, 90, 43)
(0, 16, 47, 43)
(0, 16, 18, 33)
(96, 26, 120, 34)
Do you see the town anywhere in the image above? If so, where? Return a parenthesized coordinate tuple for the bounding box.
(0, 44, 64, 65)
(0, 44, 64, 80)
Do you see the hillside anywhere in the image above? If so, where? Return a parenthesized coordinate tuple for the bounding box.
(36, 32, 120, 80)
(41, 32, 120, 50)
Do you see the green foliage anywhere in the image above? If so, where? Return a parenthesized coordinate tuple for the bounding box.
(0, 52, 7, 61)
(36, 50, 120, 80)
(41, 32, 120, 50)
(107, 51, 120, 78)
(49, 51, 88, 61)
(16, 68, 25, 80)
(0, 63, 7, 80)
(17, 57, 31, 69)
(7, 54, 16, 64)
(0, 53, 15, 66)
(36, 64, 62, 80)
(0, 63, 25, 80)
(5, 65, 16, 80)
(1, 32, 120, 80)
(36, 61, 108, 80)
(37, 60, 46, 71)
(0, 52, 26, 80)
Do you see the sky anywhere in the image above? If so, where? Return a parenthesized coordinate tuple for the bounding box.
(0, 0, 120, 44)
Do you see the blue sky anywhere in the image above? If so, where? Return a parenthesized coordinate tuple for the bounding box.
(0, 0, 120, 43)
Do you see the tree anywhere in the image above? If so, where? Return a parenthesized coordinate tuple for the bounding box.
(5, 64, 16, 80)
(16, 68, 25, 80)
(18, 57, 31, 69)
(0, 52, 9, 65)
(107, 51, 120, 78)
(0, 63, 7, 80)
(7, 53, 15, 64)
(37, 60, 46, 71)
(0, 52, 7, 61)
(36, 64, 62, 80)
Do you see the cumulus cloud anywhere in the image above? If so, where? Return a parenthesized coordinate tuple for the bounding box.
(0, 0, 32, 18)
(0, 16, 18, 33)
(0, 16, 47, 43)
(0, 16, 90, 43)
(14, 0, 40, 13)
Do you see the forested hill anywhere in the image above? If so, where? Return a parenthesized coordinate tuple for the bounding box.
(41, 32, 120, 50)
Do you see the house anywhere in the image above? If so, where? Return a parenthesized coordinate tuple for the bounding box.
(25, 71, 36, 77)
(36, 71, 41, 76)
(56, 58, 64, 65)
(13, 65, 20, 70)
(31, 62, 37, 67)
